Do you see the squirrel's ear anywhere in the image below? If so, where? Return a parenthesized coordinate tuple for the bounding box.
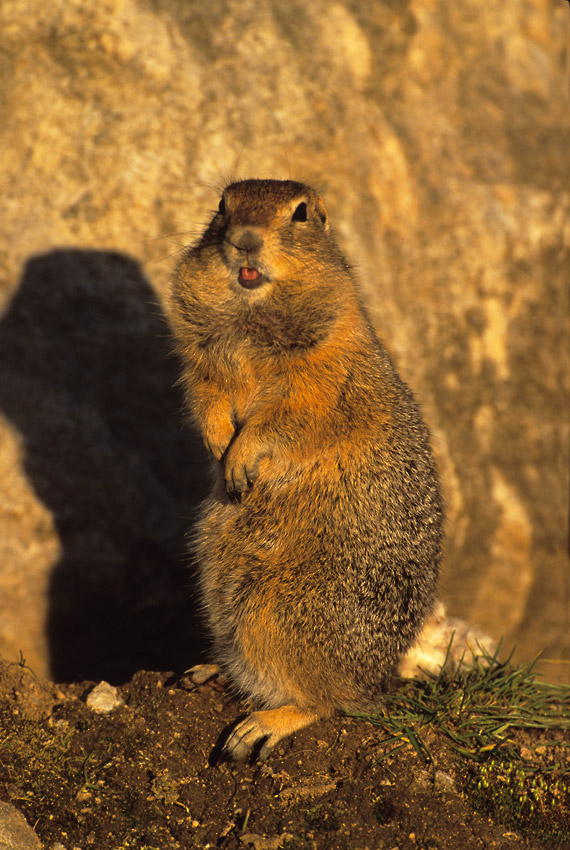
(315, 196, 329, 231)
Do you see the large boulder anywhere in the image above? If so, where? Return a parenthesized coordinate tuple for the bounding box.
(0, 0, 567, 681)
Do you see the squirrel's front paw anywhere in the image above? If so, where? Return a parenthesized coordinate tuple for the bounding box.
(224, 436, 272, 496)
(224, 449, 262, 496)
(203, 417, 235, 462)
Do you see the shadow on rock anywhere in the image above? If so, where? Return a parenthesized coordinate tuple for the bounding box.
(0, 250, 209, 682)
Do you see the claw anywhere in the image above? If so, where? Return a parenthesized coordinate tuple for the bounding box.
(218, 705, 320, 762)
(183, 663, 222, 686)
(223, 714, 273, 762)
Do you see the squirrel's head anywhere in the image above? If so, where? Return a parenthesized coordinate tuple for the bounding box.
(218, 180, 330, 290)
(191, 179, 344, 300)
(172, 179, 359, 350)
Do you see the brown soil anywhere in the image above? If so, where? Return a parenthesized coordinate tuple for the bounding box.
(0, 660, 568, 850)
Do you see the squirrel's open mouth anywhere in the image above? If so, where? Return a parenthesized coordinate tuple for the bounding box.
(238, 267, 265, 289)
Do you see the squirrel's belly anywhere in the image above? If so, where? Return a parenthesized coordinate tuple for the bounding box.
(194, 471, 438, 712)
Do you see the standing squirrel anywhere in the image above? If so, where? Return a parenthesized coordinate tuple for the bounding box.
(169, 179, 443, 761)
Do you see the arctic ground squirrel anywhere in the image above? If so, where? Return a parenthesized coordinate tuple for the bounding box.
(169, 179, 443, 761)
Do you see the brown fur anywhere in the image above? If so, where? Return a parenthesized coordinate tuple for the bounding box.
(169, 179, 443, 760)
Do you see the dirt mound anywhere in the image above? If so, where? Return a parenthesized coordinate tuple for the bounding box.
(1, 659, 568, 849)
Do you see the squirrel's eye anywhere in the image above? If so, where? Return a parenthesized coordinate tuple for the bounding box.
(218, 197, 226, 216)
(291, 202, 307, 222)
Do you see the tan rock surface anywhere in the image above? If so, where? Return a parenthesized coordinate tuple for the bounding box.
(0, 0, 568, 681)
(0, 800, 42, 850)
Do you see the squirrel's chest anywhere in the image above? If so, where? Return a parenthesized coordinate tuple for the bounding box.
(208, 340, 285, 418)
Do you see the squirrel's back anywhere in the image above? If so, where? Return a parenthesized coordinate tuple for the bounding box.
(170, 179, 443, 759)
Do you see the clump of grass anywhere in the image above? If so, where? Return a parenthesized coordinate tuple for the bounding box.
(351, 640, 570, 763)
(348, 640, 570, 845)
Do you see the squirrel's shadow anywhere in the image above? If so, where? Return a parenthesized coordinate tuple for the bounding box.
(0, 249, 209, 682)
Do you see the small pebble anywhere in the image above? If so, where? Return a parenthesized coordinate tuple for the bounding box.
(85, 681, 124, 714)
(415, 769, 455, 792)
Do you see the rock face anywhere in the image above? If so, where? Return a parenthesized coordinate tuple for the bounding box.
(0, 0, 568, 681)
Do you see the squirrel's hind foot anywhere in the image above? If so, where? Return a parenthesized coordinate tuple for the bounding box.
(182, 663, 226, 690)
(218, 704, 320, 762)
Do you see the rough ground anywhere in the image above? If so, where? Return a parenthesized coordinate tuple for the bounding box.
(0, 660, 568, 850)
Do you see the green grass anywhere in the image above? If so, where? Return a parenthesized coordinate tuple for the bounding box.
(349, 640, 570, 846)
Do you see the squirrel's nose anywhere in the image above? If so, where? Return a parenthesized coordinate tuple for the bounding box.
(229, 228, 263, 254)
